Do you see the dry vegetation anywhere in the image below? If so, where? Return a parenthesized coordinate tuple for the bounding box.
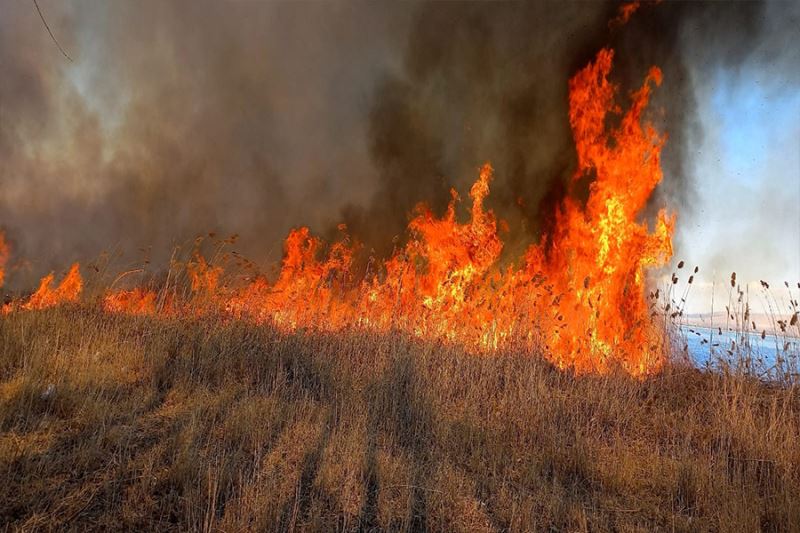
(1, 306, 799, 532)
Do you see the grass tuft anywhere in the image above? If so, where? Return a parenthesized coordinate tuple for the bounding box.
(0, 306, 799, 531)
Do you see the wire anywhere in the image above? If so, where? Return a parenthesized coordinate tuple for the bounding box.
(32, 0, 73, 62)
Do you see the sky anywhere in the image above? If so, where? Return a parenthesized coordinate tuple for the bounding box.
(673, 57, 800, 314)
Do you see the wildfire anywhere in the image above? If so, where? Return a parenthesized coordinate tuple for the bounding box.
(0, 231, 8, 289)
(524, 49, 673, 374)
(103, 287, 156, 315)
(22, 263, 83, 311)
(223, 48, 673, 374)
(610, 1, 642, 29)
(1, 47, 674, 376)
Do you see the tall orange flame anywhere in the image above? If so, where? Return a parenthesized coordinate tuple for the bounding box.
(524, 48, 673, 374)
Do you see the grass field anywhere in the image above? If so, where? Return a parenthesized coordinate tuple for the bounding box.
(1, 306, 799, 532)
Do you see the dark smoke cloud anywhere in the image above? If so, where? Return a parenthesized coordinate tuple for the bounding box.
(0, 1, 792, 289)
(340, 1, 775, 258)
(339, 3, 608, 258)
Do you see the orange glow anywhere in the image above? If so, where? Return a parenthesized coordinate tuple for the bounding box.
(103, 287, 157, 315)
(2, 48, 673, 376)
(187, 253, 223, 295)
(610, 1, 641, 28)
(0, 231, 8, 289)
(214, 48, 671, 376)
(524, 48, 673, 374)
(22, 263, 83, 310)
(219, 48, 673, 375)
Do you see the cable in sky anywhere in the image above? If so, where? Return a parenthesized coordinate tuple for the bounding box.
(32, 0, 73, 62)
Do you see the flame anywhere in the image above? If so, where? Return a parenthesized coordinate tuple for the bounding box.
(22, 263, 83, 310)
(223, 48, 672, 374)
(0, 231, 9, 289)
(187, 253, 223, 295)
(103, 287, 156, 315)
(524, 48, 673, 374)
(610, 1, 641, 28)
(1, 48, 673, 376)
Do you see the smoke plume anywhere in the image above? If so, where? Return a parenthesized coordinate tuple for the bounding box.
(0, 1, 794, 289)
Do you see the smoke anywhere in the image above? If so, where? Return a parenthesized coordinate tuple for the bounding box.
(338, 3, 608, 258)
(675, 0, 800, 302)
(341, 1, 774, 258)
(0, 1, 411, 286)
(0, 1, 793, 289)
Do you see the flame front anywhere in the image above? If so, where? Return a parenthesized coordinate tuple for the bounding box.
(103, 287, 156, 315)
(222, 48, 673, 375)
(22, 263, 83, 311)
(3, 48, 674, 376)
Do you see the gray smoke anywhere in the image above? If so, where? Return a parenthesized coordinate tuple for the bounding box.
(0, 1, 794, 290)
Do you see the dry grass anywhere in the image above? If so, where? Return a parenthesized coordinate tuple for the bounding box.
(1, 306, 799, 532)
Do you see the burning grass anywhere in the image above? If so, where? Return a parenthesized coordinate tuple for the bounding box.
(1, 306, 799, 531)
(0, 48, 675, 377)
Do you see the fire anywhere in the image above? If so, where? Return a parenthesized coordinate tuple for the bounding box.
(0, 231, 9, 289)
(523, 49, 673, 374)
(222, 47, 673, 375)
(610, 1, 642, 29)
(1, 47, 674, 376)
(103, 287, 156, 315)
(187, 253, 223, 295)
(22, 263, 83, 310)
